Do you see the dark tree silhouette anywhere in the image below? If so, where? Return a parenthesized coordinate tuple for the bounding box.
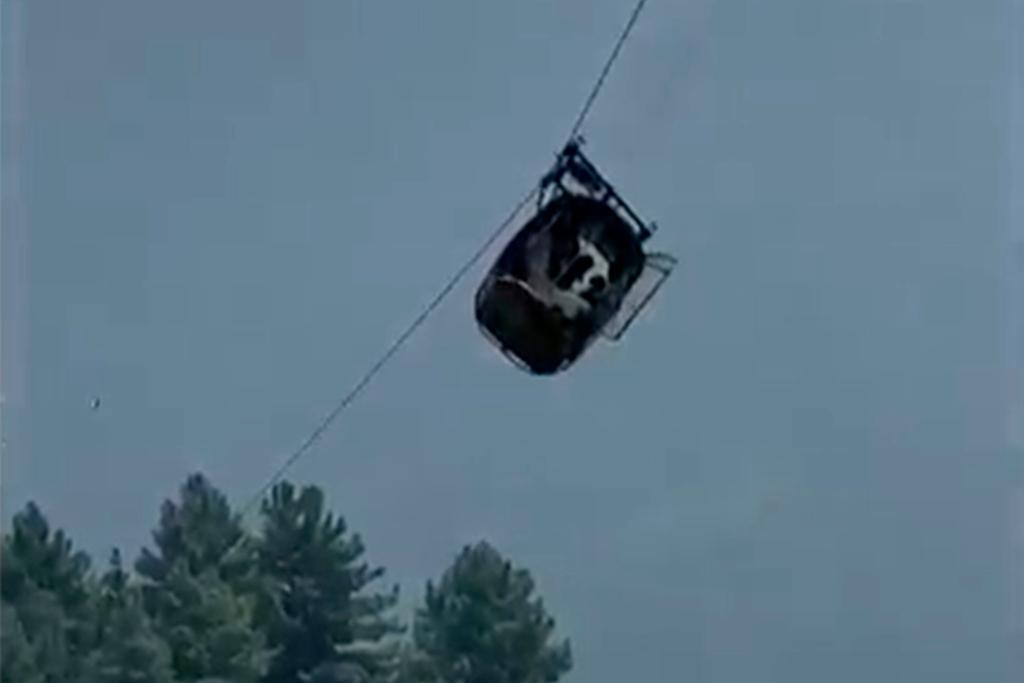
(257, 482, 402, 683)
(2, 477, 575, 683)
(1, 502, 96, 682)
(408, 541, 572, 683)
(135, 474, 269, 683)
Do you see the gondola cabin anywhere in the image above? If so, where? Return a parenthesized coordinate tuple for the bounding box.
(475, 140, 676, 375)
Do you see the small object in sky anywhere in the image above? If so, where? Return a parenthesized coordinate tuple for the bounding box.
(90, 397, 101, 411)
(474, 137, 676, 375)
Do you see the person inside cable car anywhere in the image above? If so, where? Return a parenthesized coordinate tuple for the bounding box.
(474, 140, 674, 374)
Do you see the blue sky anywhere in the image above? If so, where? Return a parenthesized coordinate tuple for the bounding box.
(2, 1, 1022, 681)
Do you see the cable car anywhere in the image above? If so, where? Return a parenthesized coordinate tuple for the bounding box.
(475, 138, 676, 375)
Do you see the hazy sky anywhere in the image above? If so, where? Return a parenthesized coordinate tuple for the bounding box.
(2, 1, 1021, 681)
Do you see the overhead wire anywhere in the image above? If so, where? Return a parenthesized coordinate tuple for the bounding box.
(568, 0, 650, 142)
(235, 186, 538, 520)
(224, 0, 652, 544)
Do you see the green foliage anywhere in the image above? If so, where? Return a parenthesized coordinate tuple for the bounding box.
(1, 502, 97, 682)
(1, 583, 70, 682)
(92, 549, 130, 648)
(410, 542, 572, 683)
(83, 552, 177, 683)
(257, 482, 403, 683)
(305, 660, 372, 683)
(136, 474, 270, 683)
(1, 603, 45, 683)
(135, 473, 255, 585)
(1, 476, 574, 683)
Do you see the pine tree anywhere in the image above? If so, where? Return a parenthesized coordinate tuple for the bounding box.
(409, 542, 572, 683)
(1, 602, 44, 683)
(153, 564, 270, 682)
(136, 474, 270, 683)
(1, 502, 96, 682)
(257, 482, 403, 683)
(83, 550, 177, 683)
(92, 549, 129, 647)
(135, 473, 255, 585)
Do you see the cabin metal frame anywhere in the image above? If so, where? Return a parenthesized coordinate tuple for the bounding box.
(475, 138, 676, 375)
(537, 137, 656, 243)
